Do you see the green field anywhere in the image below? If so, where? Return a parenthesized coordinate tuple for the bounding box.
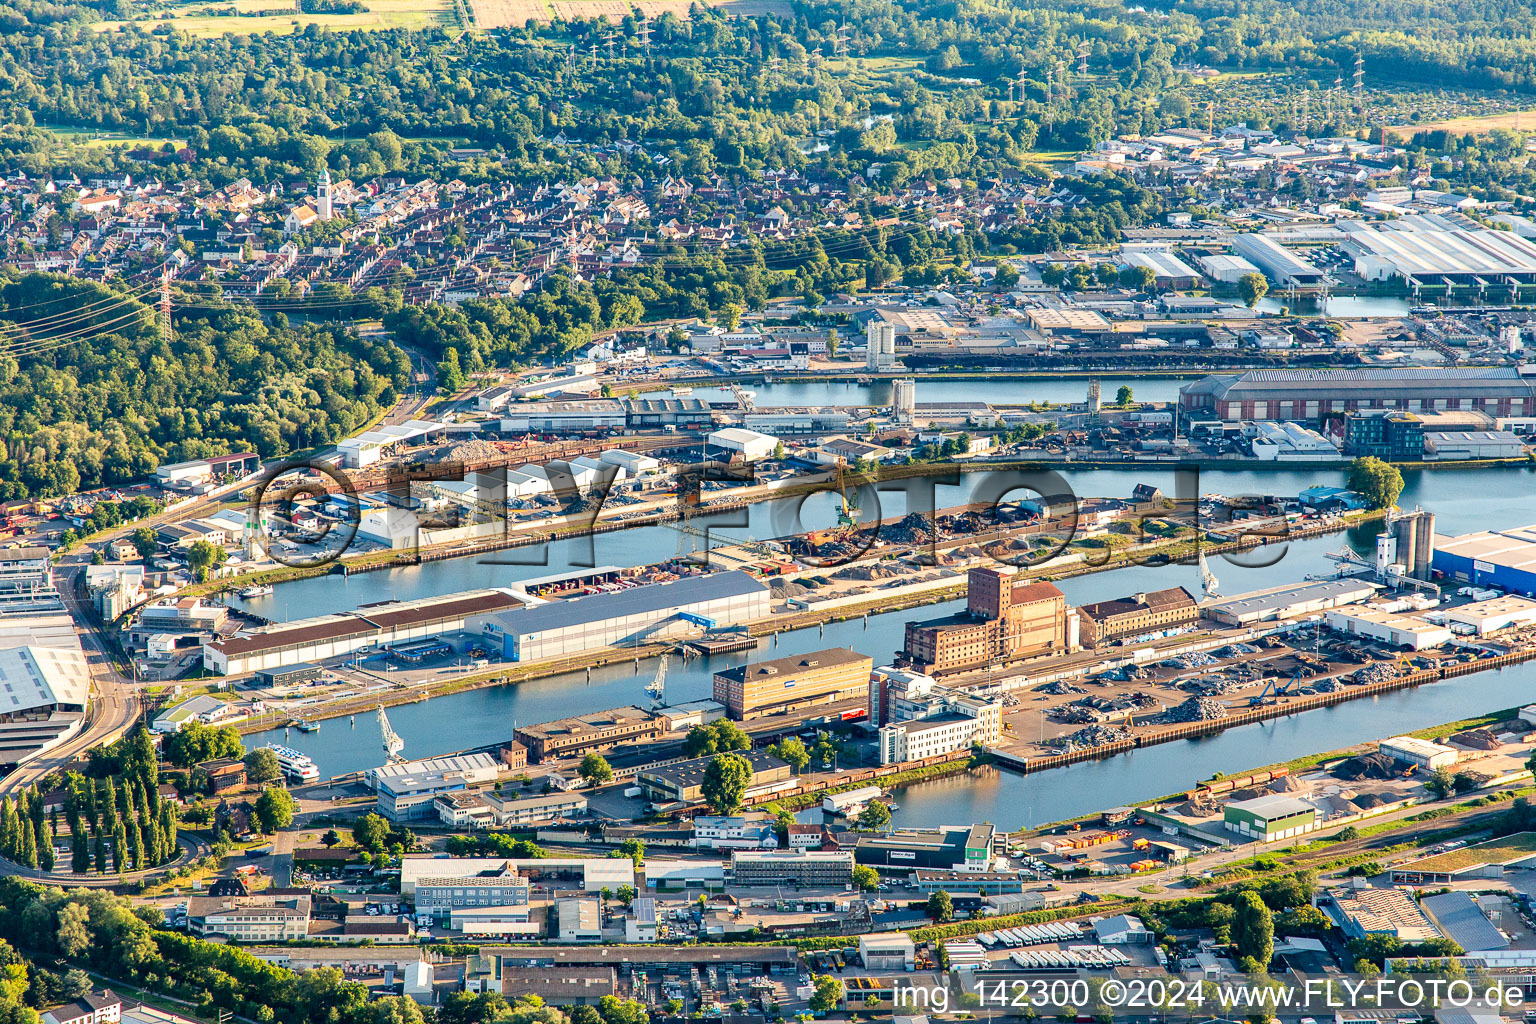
(45, 127, 186, 149)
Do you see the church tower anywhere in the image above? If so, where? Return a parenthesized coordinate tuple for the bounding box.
(316, 167, 333, 221)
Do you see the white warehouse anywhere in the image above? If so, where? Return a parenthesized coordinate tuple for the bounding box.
(476, 571, 772, 662)
(707, 428, 780, 462)
(1379, 736, 1458, 770)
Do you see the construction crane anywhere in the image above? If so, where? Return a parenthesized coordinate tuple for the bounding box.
(645, 652, 669, 705)
(1199, 547, 1220, 599)
(377, 704, 405, 763)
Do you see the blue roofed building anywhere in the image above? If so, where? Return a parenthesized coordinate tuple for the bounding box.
(1297, 485, 1367, 512)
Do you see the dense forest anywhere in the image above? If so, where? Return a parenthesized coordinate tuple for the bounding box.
(0, 272, 410, 498)
(0, 0, 1527, 189)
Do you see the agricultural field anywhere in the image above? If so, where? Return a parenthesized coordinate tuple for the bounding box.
(469, 0, 785, 27)
(96, 0, 455, 36)
(1390, 108, 1536, 138)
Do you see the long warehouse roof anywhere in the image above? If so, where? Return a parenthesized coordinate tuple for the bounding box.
(1341, 215, 1536, 278)
(490, 570, 768, 635)
(1435, 526, 1536, 573)
(1181, 366, 1536, 401)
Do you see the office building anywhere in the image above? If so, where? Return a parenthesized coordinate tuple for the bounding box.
(712, 649, 872, 720)
(414, 862, 531, 925)
(1343, 410, 1426, 460)
(367, 753, 502, 822)
(871, 669, 1002, 765)
(904, 568, 1069, 673)
(731, 850, 854, 888)
(854, 824, 995, 873)
(692, 816, 780, 850)
(186, 894, 311, 942)
(513, 706, 663, 761)
(624, 899, 658, 943)
(1076, 586, 1199, 647)
(478, 571, 770, 663)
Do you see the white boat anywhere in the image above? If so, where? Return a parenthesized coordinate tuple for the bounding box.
(264, 743, 320, 783)
(240, 584, 275, 598)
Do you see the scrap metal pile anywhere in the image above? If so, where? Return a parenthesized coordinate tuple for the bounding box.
(1049, 725, 1133, 751)
(1162, 696, 1229, 723)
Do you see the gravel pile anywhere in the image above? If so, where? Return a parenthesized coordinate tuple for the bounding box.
(831, 564, 903, 582)
(769, 579, 815, 598)
(1164, 696, 1229, 722)
(1334, 752, 1401, 781)
(1451, 727, 1501, 750)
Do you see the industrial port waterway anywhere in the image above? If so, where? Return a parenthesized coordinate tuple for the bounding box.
(242, 463, 1536, 827)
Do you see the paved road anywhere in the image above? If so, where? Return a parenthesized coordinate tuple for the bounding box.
(0, 832, 211, 887)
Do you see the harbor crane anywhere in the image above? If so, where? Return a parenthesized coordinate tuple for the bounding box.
(1248, 669, 1302, 707)
(646, 652, 669, 705)
(378, 704, 406, 763)
(1199, 547, 1220, 599)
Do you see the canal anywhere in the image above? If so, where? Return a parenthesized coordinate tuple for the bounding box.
(240, 462, 1536, 831)
(233, 465, 1534, 622)
(246, 530, 1358, 787)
